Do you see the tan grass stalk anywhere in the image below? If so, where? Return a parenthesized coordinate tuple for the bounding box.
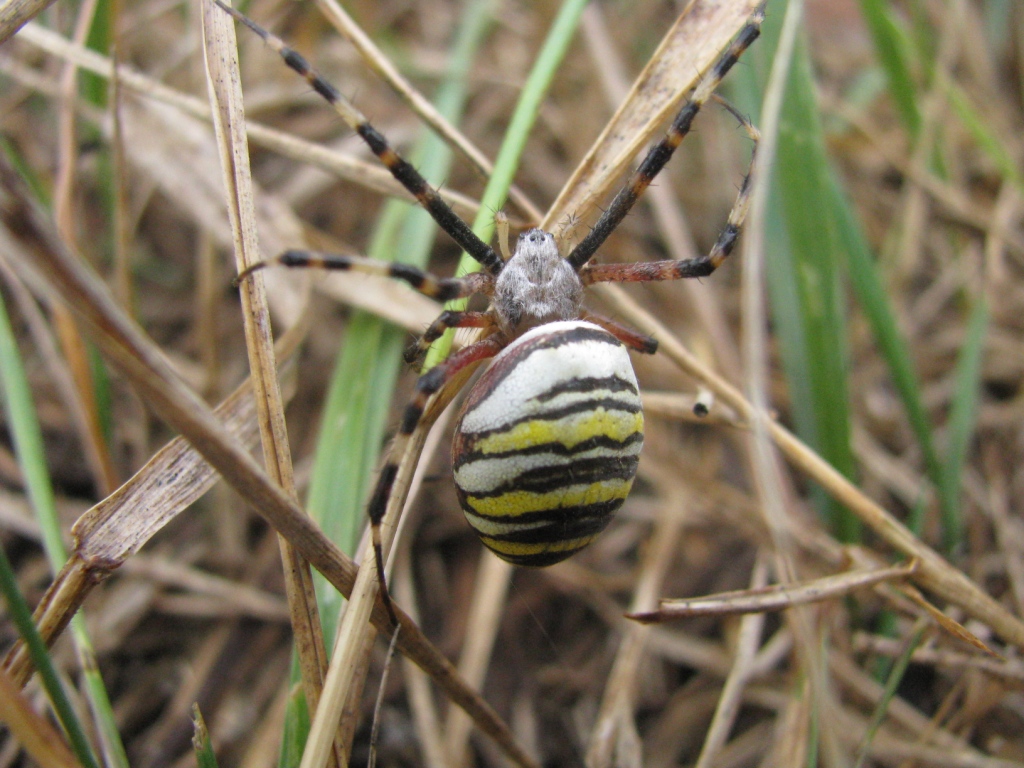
(585, 480, 685, 768)
(544, 0, 762, 239)
(636, 561, 917, 622)
(0, 0, 52, 44)
(0, 665, 80, 768)
(200, 4, 339, 763)
(13, 24, 486, 224)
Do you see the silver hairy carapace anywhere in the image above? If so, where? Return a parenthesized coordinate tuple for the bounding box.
(493, 229, 584, 337)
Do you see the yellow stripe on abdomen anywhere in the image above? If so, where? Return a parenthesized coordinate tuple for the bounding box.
(462, 478, 633, 519)
(473, 408, 643, 457)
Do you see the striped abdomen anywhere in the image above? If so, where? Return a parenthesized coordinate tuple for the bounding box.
(452, 321, 644, 566)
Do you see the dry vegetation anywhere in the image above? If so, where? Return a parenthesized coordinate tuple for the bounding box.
(1, 0, 1023, 766)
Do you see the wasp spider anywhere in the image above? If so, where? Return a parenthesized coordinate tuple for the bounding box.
(220, 1, 764, 623)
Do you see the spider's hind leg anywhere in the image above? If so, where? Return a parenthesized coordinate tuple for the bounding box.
(367, 335, 504, 624)
(581, 102, 759, 287)
(580, 310, 658, 354)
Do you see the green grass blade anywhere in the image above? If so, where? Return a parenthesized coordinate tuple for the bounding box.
(0, 545, 100, 768)
(853, 621, 927, 768)
(938, 299, 988, 553)
(306, 0, 499, 633)
(278, 683, 310, 768)
(0, 297, 63, 578)
(289, 3, 501, 757)
(778, 34, 858, 540)
(0, 260, 127, 768)
(857, 0, 922, 137)
(830, 177, 943, 525)
(0, 364, 96, 768)
(740, 4, 858, 540)
(738, 1, 968, 546)
(424, 0, 590, 367)
(80, 0, 112, 109)
(192, 705, 221, 768)
(2, 139, 125, 768)
(945, 81, 1024, 195)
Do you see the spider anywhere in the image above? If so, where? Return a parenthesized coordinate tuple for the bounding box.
(218, 1, 764, 624)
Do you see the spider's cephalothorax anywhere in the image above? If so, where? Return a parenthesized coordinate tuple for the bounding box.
(220, 0, 765, 623)
(493, 229, 583, 336)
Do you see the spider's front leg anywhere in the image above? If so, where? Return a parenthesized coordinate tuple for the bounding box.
(236, 249, 493, 302)
(368, 335, 505, 624)
(566, 4, 765, 273)
(215, 0, 506, 277)
(581, 101, 760, 287)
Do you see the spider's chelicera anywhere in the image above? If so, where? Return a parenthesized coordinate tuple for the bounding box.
(219, 0, 765, 624)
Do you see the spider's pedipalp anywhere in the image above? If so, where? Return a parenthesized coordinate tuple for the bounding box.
(215, 0, 505, 276)
(566, 3, 766, 272)
(495, 211, 512, 262)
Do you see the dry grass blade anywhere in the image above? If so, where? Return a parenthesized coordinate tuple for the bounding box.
(544, 0, 761, 235)
(0, 357, 286, 684)
(0, 0, 52, 44)
(0, 153, 535, 768)
(896, 583, 998, 656)
(201, 4, 337, 764)
(596, 283, 1024, 650)
(631, 561, 917, 622)
(0, 665, 79, 768)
